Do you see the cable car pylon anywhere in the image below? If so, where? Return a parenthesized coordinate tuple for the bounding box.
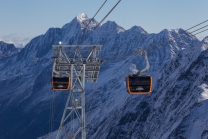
(52, 43, 103, 139)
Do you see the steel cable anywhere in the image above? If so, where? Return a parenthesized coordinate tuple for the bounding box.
(186, 20, 208, 31)
(194, 28, 208, 36)
(79, 0, 122, 45)
(72, 0, 108, 45)
(190, 24, 208, 34)
(186, 20, 208, 36)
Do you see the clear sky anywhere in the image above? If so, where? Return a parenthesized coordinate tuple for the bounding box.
(0, 0, 208, 46)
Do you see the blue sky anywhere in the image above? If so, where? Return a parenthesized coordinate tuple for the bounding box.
(0, 0, 208, 46)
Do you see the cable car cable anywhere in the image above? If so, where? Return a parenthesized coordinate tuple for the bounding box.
(79, 0, 122, 45)
(72, 0, 108, 45)
(186, 20, 208, 31)
(186, 20, 208, 36)
(190, 24, 208, 34)
(194, 28, 208, 36)
(93, 0, 108, 18)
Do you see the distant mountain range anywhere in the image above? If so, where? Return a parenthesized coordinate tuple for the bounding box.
(0, 13, 208, 139)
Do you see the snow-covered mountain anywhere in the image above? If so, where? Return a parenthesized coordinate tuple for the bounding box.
(0, 41, 19, 59)
(0, 13, 208, 139)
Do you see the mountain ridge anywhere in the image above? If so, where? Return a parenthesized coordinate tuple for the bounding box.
(0, 13, 207, 139)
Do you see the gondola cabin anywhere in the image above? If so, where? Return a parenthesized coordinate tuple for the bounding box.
(52, 77, 70, 90)
(126, 75, 152, 94)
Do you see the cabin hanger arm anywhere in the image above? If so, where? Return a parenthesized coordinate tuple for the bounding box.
(135, 48, 150, 73)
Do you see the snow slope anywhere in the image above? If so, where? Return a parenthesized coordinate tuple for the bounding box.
(0, 13, 207, 139)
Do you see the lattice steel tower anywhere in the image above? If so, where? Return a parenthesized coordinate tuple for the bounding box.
(52, 44, 103, 139)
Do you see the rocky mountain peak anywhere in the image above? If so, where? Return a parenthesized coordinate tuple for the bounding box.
(129, 25, 148, 34)
(0, 41, 19, 59)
